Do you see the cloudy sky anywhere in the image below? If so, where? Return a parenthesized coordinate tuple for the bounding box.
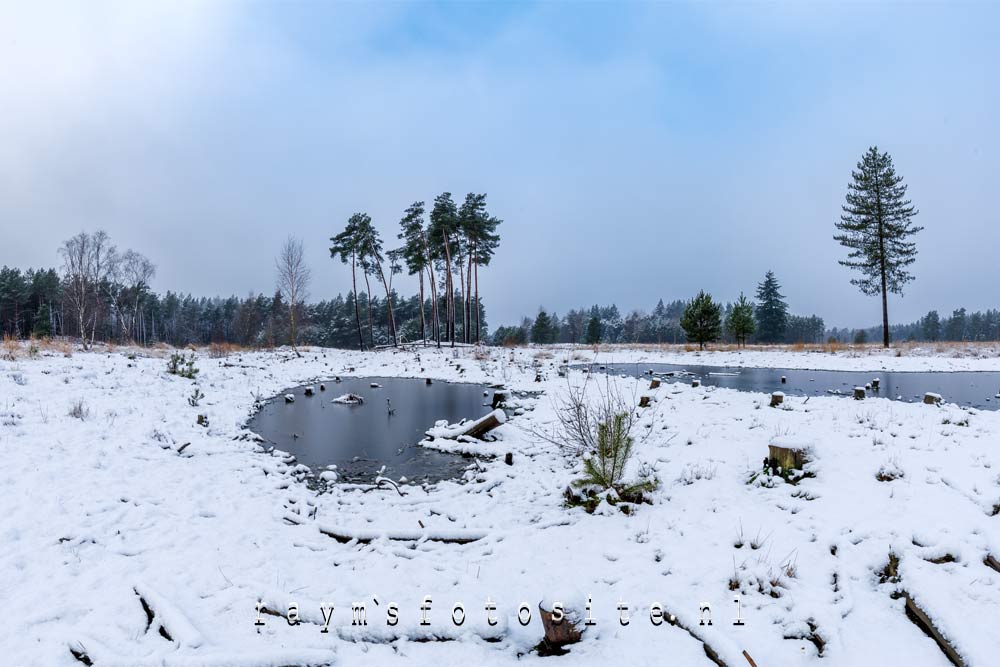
(1, 1, 997, 329)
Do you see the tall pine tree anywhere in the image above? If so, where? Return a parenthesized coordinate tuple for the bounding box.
(835, 146, 921, 348)
(755, 270, 788, 343)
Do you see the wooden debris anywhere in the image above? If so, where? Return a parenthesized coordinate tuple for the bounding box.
(903, 592, 967, 667)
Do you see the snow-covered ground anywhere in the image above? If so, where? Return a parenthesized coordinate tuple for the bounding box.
(2, 343, 998, 666)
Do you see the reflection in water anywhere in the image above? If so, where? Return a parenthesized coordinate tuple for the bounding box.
(577, 363, 1000, 410)
(249, 377, 493, 484)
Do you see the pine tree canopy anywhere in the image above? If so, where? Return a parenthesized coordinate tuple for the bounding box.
(835, 146, 922, 296)
(680, 290, 722, 350)
(754, 270, 788, 343)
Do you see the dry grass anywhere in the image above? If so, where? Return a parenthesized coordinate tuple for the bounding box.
(209, 342, 244, 358)
(2, 334, 19, 360)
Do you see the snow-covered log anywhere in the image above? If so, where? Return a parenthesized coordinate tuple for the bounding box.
(924, 392, 942, 405)
(425, 409, 506, 440)
(318, 525, 486, 544)
(332, 393, 364, 405)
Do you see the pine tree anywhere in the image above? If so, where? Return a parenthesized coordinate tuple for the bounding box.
(329, 214, 367, 350)
(585, 314, 602, 344)
(531, 310, 554, 344)
(754, 270, 788, 343)
(428, 193, 460, 346)
(458, 193, 501, 345)
(680, 290, 722, 350)
(921, 310, 941, 342)
(835, 146, 922, 348)
(397, 201, 435, 345)
(724, 292, 755, 347)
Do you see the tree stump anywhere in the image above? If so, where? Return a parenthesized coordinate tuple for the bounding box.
(425, 378, 433, 385)
(691, 379, 701, 388)
(770, 391, 784, 408)
(780, 376, 787, 384)
(538, 601, 583, 649)
(871, 378, 880, 391)
(504, 452, 513, 466)
(853, 387, 865, 400)
(492, 390, 511, 409)
(304, 386, 314, 396)
(639, 396, 651, 408)
(284, 394, 295, 403)
(923, 392, 942, 405)
(768, 442, 808, 471)
(319, 383, 326, 391)
(649, 378, 661, 389)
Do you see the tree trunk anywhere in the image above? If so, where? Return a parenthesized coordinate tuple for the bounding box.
(474, 241, 481, 344)
(418, 268, 426, 343)
(875, 169, 890, 348)
(421, 231, 440, 348)
(363, 270, 374, 348)
(443, 231, 454, 347)
(351, 251, 364, 350)
(374, 259, 397, 346)
(465, 251, 472, 344)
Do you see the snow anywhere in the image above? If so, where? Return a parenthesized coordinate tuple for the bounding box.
(2, 342, 999, 666)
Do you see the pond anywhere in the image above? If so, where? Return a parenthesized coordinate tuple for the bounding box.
(249, 377, 495, 484)
(575, 363, 1000, 410)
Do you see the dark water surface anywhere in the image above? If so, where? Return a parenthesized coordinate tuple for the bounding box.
(576, 363, 1000, 410)
(249, 377, 494, 484)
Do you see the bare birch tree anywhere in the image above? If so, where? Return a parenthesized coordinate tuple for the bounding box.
(275, 235, 311, 354)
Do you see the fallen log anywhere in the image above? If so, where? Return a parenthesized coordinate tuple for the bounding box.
(318, 525, 486, 544)
(425, 409, 506, 440)
(903, 592, 967, 667)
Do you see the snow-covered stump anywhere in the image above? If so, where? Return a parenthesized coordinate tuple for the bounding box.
(425, 378, 433, 385)
(768, 438, 810, 471)
(770, 391, 784, 408)
(639, 396, 652, 408)
(924, 392, 942, 405)
(538, 600, 583, 652)
(649, 378, 661, 389)
(492, 389, 511, 409)
(871, 378, 880, 391)
(692, 379, 701, 388)
(853, 387, 865, 400)
(284, 393, 295, 403)
(781, 375, 787, 384)
(304, 386, 314, 396)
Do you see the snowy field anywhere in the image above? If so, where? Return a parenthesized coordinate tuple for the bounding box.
(2, 342, 999, 666)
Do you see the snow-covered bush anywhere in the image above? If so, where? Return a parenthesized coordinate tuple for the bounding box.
(876, 457, 905, 482)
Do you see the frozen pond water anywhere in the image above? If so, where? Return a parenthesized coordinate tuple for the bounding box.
(577, 363, 1000, 410)
(249, 376, 494, 484)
